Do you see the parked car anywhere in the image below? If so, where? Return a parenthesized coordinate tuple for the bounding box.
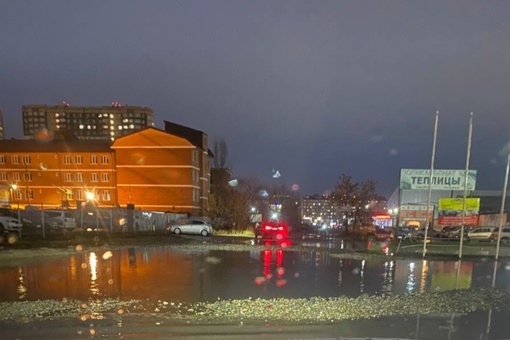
(489, 227, 510, 245)
(407, 227, 441, 241)
(0, 215, 22, 233)
(396, 226, 414, 240)
(466, 227, 496, 242)
(44, 210, 77, 230)
(168, 219, 212, 236)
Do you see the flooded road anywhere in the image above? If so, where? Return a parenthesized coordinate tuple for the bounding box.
(1, 245, 510, 302)
(1, 244, 510, 339)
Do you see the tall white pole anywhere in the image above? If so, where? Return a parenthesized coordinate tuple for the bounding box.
(459, 113, 473, 259)
(495, 151, 510, 260)
(423, 111, 439, 258)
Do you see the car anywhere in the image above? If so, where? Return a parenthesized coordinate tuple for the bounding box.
(0, 215, 22, 234)
(407, 226, 442, 241)
(489, 227, 510, 245)
(396, 226, 414, 240)
(258, 220, 289, 240)
(44, 210, 77, 230)
(169, 219, 212, 236)
(466, 227, 496, 242)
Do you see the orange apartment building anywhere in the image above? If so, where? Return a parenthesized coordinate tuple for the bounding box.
(0, 125, 211, 215)
(112, 126, 210, 214)
(0, 134, 115, 208)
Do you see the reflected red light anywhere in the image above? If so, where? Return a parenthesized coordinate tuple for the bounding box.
(276, 279, 287, 287)
(276, 249, 283, 268)
(263, 250, 272, 278)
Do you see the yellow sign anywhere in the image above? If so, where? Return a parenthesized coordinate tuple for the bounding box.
(438, 198, 480, 211)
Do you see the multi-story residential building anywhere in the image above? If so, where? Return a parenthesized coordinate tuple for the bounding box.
(301, 194, 341, 227)
(112, 126, 211, 214)
(0, 120, 211, 215)
(22, 103, 154, 141)
(0, 134, 115, 208)
(164, 120, 211, 213)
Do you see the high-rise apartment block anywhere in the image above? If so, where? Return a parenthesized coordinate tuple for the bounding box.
(22, 102, 154, 141)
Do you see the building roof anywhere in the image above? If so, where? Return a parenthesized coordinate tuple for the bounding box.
(164, 120, 207, 150)
(0, 138, 112, 153)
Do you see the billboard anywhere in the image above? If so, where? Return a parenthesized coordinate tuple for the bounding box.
(437, 198, 480, 226)
(399, 204, 434, 225)
(400, 169, 477, 190)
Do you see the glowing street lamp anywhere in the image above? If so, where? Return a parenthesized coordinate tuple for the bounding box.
(85, 191, 95, 201)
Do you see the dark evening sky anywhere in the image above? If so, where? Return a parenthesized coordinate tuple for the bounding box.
(1, 1, 510, 197)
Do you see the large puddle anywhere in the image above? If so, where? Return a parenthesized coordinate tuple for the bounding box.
(1, 246, 510, 303)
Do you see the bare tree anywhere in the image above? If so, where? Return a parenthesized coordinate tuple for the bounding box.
(333, 174, 378, 227)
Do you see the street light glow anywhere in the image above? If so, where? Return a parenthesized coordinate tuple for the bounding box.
(85, 191, 95, 200)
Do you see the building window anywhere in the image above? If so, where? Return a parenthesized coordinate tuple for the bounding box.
(0, 156, 5, 164)
(75, 173, 83, 182)
(23, 155, 31, 164)
(0, 173, 7, 181)
(13, 172, 21, 181)
(75, 155, 83, 164)
(64, 173, 72, 182)
(102, 190, 111, 201)
(90, 173, 98, 182)
(90, 155, 98, 165)
(75, 190, 83, 201)
(26, 189, 34, 200)
(101, 155, 109, 164)
(64, 155, 72, 164)
(24, 172, 32, 182)
(13, 190, 22, 200)
(12, 155, 19, 164)
(101, 173, 110, 182)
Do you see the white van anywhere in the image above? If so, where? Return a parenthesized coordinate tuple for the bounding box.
(44, 210, 77, 230)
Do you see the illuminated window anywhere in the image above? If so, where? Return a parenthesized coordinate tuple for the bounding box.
(24, 172, 32, 182)
(12, 155, 19, 165)
(75, 155, 83, 164)
(101, 173, 110, 182)
(23, 155, 31, 164)
(64, 155, 72, 164)
(90, 173, 98, 182)
(90, 155, 98, 164)
(75, 173, 83, 182)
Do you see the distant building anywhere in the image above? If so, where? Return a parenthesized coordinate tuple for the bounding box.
(301, 194, 341, 226)
(22, 103, 154, 141)
(0, 109, 3, 140)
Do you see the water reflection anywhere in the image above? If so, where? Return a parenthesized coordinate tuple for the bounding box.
(0, 247, 510, 304)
